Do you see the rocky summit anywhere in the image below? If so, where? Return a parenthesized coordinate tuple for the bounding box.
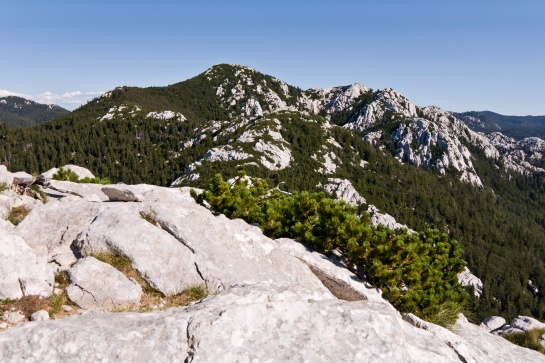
(0, 165, 544, 362)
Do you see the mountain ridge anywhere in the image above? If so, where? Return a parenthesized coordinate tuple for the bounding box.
(0, 96, 69, 128)
(2, 64, 545, 321)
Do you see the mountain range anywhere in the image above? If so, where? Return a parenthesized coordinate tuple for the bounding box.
(2, 64, 545, 322)
(0, 96, 69, 128)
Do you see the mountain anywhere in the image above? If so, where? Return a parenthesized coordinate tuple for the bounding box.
(2, 64, 545, 322)
(455, 111, 545, 140)
(0, 96, 69, 128)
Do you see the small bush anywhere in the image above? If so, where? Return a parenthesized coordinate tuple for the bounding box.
(0, 182, 8, 192)
(52, 168, 110, 185)
(8, 206, 30, 225)
(503, 328, 545, 355)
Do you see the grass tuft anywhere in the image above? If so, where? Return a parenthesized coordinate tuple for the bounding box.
(503, 328, 545, 355)
(8, 206, 30, 225)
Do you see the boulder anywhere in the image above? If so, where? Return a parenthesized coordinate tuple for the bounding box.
(41, 165, 95, 180)
(73, 203, 204, 296)
(16, 201, 102, 269)
(481, 316, 506, 332)
(66, 257, 142, 310)
(29, 310, 49, 322)
(101, 186, 143, 202)
(510, 315, 545, 332)
(2, 312, 25, 325)
(0, 230, 53, 299)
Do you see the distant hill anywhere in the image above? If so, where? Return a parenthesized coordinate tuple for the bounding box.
(454, 111, 545, 140)
(0, 96, 69, 127)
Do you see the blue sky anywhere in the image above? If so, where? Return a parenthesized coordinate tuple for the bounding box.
(1, 0, 544, 115)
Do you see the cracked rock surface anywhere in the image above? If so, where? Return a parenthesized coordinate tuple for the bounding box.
(66, 257, 142, 310)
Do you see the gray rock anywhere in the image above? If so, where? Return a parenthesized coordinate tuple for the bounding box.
(510, 315, 545, 332)
(481, 316, 506, 332)
(41, 165, 95, 180)
(16, 201, 102, 270)
(45, 180, 109, 202)
(74, 203, 203, 296)
(101, 186, 143, 202)
(11, 171, 35, 186)
(540, 333, 545, 349)
(61, 305, 73, 312)
(29, 310, 49, 322)
(275, 237, 383, 302)
(0, 322, 7, 329)
(458, 266, 484, 297)
(1, 283, 544, 363)
(495, 325, 525, 335)
(3, 312, 25, 325)
(66, 257, 142, 310)
(0, 229, 53, 299)
(0, 165, 13, 187)
(0, 195, 10, 219)
(148, 192, 332, 295)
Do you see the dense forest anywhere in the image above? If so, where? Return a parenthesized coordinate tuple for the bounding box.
(1, 64, 545, 322)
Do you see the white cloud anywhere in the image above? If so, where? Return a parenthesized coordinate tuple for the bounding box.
(0, 89, 104, 110)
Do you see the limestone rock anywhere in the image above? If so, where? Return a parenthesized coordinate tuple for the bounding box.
(458, 266, 484, 297)
(29, 310, 49, 322)
(101, 186, 143, 202)
(0, 229, 53, 299)
(66, 257, 142, 310)
(481, 316, 506, 332)
(0, 165, 13, 187)
(73, 202, 203, 296)
(0, 195, 10, 219)
(275, 238, 382, 302)
(321, 178, 366, 206)
(3, 312, 25, 325)
(16, 201, 102, 270)
(148, 195, 331, 294)
(1, 283, 543, 362)
(44, 180, 109, 202)
(41, 165, 96, 180)
(510, 315, 545, 332)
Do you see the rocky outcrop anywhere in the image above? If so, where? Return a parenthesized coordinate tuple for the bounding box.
(66, 257, 142, 310)
(457, 266, 484, 297)
(0, 227, 53, 299)
(41, 165, 96, 180)
(0, 165, 544, 361)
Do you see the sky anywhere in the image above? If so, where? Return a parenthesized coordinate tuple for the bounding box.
(1, 0, 544, 115)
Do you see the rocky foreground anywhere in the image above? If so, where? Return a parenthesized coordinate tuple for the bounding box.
(0, 165, 543, 362)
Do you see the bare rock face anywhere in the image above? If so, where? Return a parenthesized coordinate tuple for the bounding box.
(1, 166, 544, 362)
(1, 283, 544, 363)
(29, 310, 49, 322)
(66, 257, 142, 310)
(510, 316, 545, 332)
(0, 229, 53, 300)
(0, 166, 14, 189)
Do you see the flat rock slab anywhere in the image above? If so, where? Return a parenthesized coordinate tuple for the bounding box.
(66, 257, 142, 310)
